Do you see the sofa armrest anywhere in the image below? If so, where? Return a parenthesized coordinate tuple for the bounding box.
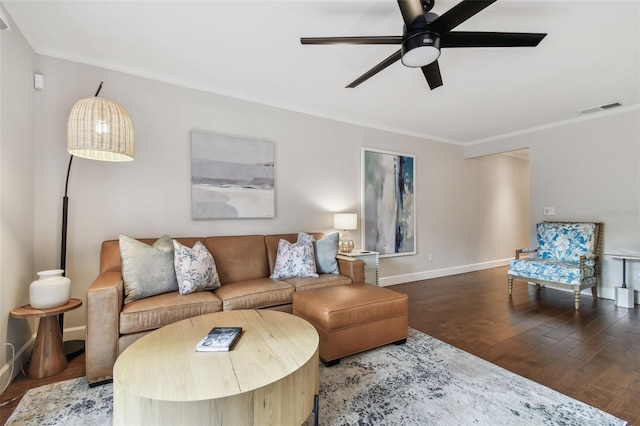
(515, 248, 537, 260)
(86, 270, 123, 385)
(336, 255, 365, 284)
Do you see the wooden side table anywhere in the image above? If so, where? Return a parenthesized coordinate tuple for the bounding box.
(10, 298, 82, 379)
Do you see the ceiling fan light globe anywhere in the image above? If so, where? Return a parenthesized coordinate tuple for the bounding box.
(402, 45, 440, 67)
(401, 33, 440, 67)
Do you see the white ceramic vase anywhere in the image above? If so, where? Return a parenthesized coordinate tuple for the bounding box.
(29, 269, 71, 309)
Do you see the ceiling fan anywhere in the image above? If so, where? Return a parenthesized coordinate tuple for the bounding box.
(300, 0, 547, 90)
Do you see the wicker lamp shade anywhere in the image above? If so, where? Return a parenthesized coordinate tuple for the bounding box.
(67, 96, 134, 161)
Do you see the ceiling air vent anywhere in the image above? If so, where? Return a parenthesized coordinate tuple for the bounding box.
(578, 102, 623, 114)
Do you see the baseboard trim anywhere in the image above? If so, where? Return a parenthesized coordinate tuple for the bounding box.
(527, 284, 617, 303)
(1, 325, 86, 390)
(378, 259, 622, 303)
(63, 326, 86, 342)
(1, 336, 35, 392)
(378, 258, 512, 287)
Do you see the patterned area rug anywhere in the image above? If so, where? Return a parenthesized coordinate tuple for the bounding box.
(6, 329, 626, 426)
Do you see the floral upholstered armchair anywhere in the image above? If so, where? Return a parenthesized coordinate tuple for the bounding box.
(508, 222, 602, 310)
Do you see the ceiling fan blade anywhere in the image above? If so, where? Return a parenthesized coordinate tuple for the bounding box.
(431, 0, 496, 33)
(440, 31, 547, 48)
(421, 61, 443, 90)
(347, 50, 402, 88)
(397, 0, 427, 29)
(301, 36, 402, 45)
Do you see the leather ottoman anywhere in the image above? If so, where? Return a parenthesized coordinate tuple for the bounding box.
(293, 283, 408, 366)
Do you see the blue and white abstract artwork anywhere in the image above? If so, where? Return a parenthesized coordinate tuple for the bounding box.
(362, 148, 415, 257)
(191, 131, 274, 219)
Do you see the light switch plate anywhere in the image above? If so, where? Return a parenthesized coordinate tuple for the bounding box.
(543, 206, 556, 216)
(34, 73, 45, 90)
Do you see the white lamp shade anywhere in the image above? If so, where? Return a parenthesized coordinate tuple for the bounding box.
(67, 96, 135, 161)
(334, 213, 358, 230)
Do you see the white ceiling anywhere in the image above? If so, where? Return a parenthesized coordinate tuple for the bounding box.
(3, 0, 639, 145)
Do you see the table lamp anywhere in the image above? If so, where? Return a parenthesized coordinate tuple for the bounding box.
(334, 213, 357, 253)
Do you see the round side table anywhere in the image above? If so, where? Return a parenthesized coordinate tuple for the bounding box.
(606, 254, 640, 308)
(10, 298, 82, 379)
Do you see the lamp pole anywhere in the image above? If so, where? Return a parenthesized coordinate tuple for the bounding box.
(58, 82, 104, 358)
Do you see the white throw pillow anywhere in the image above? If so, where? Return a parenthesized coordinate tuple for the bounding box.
(173, 240, 221, 295)
(270, 239, 319, 279)
(120, 235, 178, 304)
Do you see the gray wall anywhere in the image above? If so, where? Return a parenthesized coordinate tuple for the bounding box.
(0, 16, 36, 389)
(1, 26, 530, 385)
(26, 55, 529, 332)
(465, 108, 640, 301)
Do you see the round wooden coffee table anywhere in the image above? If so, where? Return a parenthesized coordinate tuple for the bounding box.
(113, 309, 319, 426)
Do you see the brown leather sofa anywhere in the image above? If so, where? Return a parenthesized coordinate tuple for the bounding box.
(85, 233, 364, 385)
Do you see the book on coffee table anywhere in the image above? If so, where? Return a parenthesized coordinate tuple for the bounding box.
(195, 326, 243, 352)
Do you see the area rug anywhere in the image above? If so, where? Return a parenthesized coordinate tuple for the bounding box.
(6, 328, 627, 426)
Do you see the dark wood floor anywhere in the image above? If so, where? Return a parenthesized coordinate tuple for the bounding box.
(2, 266, 639, 424)
(0, 352, 85, 424)
(392, 266, 640, 425)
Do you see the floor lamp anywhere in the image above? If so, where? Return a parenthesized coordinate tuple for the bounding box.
(60, 82, 134, 357)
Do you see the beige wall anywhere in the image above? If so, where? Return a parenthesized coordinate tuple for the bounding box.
(465, 109, 640, 301)
(0, 16, 36, 390)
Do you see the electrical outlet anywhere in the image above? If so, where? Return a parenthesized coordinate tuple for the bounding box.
(428, 253, 433, 262)
(635, 271, 640, 281)
(543, 206, 556, 216)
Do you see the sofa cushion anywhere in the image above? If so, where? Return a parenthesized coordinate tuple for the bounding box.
(100, 237, 205, 274)
(204, 235, 270, 284)
(214, 278, 295, 310)
(284, 274, 353, 291)
(173, 240, 221, 295)
(120, 235, 178, 304)
(292, 283, 408, 331)
(270, 239, 319, 279)
(537, 222, 597, 263)
(508, 258, 596, 285)
(120, 290, 222, 334)
(298, 232, 340, 274)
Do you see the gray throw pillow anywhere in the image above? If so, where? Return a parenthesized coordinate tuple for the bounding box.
(120, 234, 178, 304)
(298, 232, 340, 274)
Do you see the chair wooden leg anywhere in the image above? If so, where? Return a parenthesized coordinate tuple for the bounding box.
(591, 286, 598, 301)
(574, 290, 580, 310)
(508, 278, 513, 296)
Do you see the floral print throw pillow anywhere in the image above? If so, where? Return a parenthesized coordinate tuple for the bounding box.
(270, 239, 319, 279)
(173, 240, 221, 295)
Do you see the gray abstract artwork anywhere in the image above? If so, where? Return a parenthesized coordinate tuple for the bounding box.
(191, 131, 274, 219)
(362, 148, 415, 257)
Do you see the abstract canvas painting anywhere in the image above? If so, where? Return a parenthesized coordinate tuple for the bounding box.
(362, 148, 415, 257)
(191, 131, 274, 219)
